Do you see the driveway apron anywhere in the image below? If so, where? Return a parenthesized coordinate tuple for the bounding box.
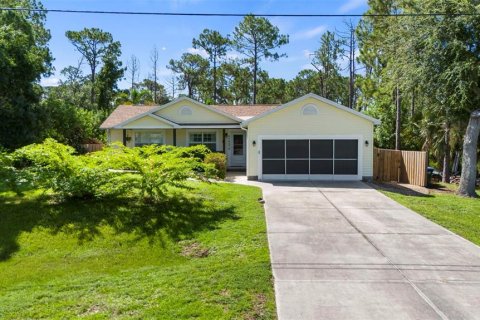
(257, 181, 480, 320)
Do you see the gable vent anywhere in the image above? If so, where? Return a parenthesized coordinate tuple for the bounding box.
(180, 106, 193, 116)
(302, 104, 318, 116)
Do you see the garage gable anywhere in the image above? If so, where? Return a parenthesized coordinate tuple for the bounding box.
(242, 93, 380, 127)
(153, 96, 241, 124)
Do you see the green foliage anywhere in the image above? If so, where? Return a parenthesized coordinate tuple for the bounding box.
(204, 153, 227, 179)
(9, 139, 217, 201)
(65, 27, 123, 108)
(192, 29, 231, 103)
(168, 53, 210, 99)
(233, 14, 289, 103)
(0, 0, 53, 150)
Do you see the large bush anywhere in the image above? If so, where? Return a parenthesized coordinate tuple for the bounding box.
(8, 139, 218, 201)
(204, 153, 227, 179)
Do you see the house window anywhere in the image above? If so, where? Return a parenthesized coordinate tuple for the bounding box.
(302, 104, 318, 116)
(134, 131, 164, 146)
(189, 132, 217, 151)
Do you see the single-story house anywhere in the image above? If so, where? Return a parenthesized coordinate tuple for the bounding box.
(100, 93, 380, 181)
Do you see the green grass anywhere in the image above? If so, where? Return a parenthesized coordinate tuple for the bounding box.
(0, 182, 276, 319)
(381, 189, 480, 246)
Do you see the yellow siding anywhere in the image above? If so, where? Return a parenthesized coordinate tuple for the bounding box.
(155, 100, 237, 124)
(246, 97, 374, 178)
(123, 116, 173, 129)
(176, 129, 187, 147)
(109, 129, 123, 144)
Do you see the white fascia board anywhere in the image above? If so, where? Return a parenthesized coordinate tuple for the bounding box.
(242, 93, 381, 126)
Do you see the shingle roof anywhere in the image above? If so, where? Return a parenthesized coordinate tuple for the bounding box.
(100, 105, 157, 129)
(100, 103, 280, 129)
(211, 104, 278, 119)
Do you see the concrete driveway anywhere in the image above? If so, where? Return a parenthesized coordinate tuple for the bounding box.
(245, 179, 480, 320)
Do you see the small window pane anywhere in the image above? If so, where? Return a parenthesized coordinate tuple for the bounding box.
(286, 140, 309, 159)
(190, 133, 202, 143)
(263, 160, 285, 174)
(334, 140, 358, 159)
(334, 160, 358, 175)
(263, 140, 285, 159)
(233, 135, 244, 155)
(310, 140, 333, 159)
(203, 133, 216, 142)
(310, 160, 333, 174)
(286, 160, 309, 174)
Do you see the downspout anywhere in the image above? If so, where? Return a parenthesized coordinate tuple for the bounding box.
(240, 122, 251, 179)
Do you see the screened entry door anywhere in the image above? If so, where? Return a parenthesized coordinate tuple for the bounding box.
(228, 132, 246, 167)
(260, 138, 360, 180)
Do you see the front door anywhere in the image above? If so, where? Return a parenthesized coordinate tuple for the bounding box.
(228, 132, 246, 167)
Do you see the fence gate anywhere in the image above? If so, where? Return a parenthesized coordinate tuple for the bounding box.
(373, 148, 428, 187)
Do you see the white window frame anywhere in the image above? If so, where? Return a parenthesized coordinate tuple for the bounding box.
(133, 130, 165, 147)
(186, 129, 219, 151)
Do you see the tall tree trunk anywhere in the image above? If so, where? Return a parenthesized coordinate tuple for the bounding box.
(90, 68, 95, 106)
(457, 109, 480, 197)
(395, 86, 401, 150)
(213, 56, 217, 103)
(442, 122, 451, 183)
(253, 52, 257, 105)
(348, 24, 355, 109)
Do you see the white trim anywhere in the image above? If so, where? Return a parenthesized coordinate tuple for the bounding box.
(114, 113, 179, 129)
(242, 93, 381, 126)
(185, 129, 221, 151)
(179, 124, 241, 129)
(257, 134, 363, 181)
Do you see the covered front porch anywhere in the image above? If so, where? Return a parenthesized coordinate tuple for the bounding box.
(107, 127, 247, 169)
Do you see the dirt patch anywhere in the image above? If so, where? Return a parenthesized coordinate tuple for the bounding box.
(80, 304, 106, 316)
(179, 241, 210, 258)
(244, 293, 268, 320)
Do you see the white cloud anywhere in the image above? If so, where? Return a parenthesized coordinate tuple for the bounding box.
(294, 25, 327, 40)
(186, 47, 209, 59)
(161, 46, 167, 51)
(40, 76, 60, 87)
(303, 49, 314, 59)
(338, 0, 367, 13)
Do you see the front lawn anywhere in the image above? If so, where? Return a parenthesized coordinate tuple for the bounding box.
(380, 187, 480, 246)
(0, 182, 276, 319)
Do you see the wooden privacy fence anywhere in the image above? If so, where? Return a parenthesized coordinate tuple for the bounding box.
(373, 148, 428, 187)
(81, 143, 104, 153)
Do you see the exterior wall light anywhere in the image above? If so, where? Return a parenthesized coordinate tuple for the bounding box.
(365, 140, 369, 147)
(252, 140, 256, 147)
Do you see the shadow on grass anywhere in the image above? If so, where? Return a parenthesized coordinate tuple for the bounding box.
(369, 182, 433, 198)
(0, 190, 236, 261)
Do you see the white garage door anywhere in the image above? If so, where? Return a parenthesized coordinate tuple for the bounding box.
(260, 138, 361, 180)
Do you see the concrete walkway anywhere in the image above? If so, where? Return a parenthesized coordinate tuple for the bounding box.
(231, 176, 480, 320)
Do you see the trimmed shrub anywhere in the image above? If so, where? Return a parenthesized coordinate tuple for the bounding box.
(7, 140, 218, 201)
(204, 153, 227, 179)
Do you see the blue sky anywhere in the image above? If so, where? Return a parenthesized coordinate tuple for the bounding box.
(40, 0, 368, 90)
